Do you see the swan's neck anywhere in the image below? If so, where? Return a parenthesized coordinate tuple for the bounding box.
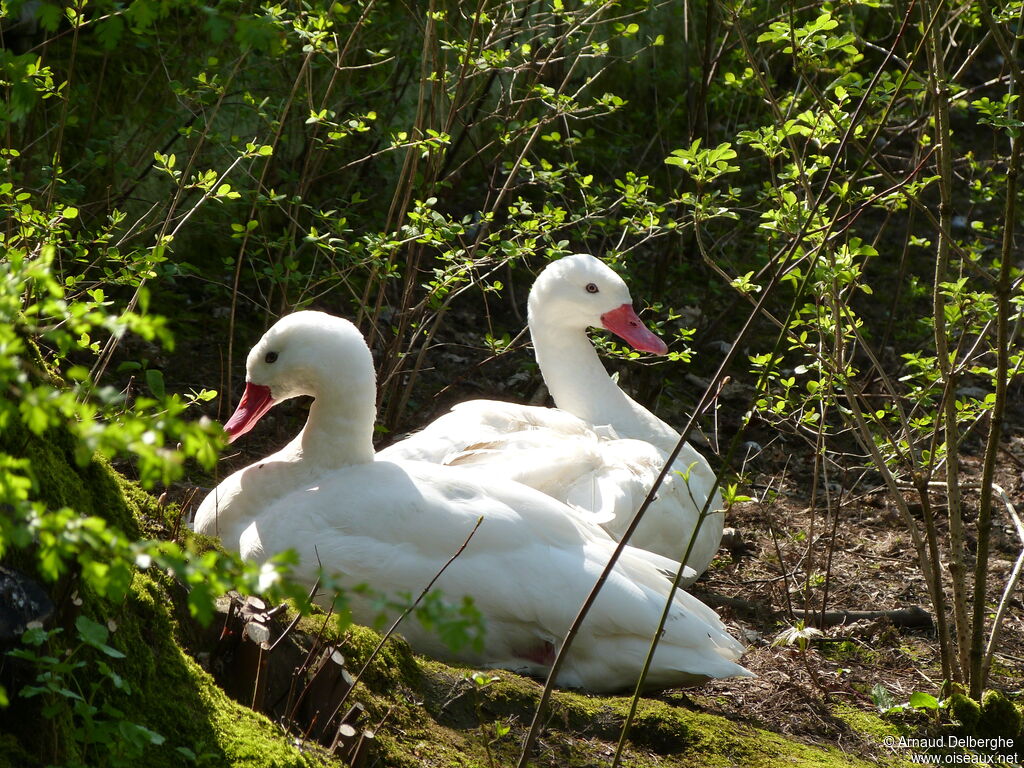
(530, 319, 680, 451)
(531, 320, 632, 425)
(298, 386, 376, 469)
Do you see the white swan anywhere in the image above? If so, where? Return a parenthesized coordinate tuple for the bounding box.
(379, 254, 724, 574)
(193, 311, 750, 692)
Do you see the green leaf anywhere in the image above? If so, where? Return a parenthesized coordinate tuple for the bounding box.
(95, 16, 125, 51)
(205, 10, 232, 43)
(187, 582, 215, 625)
(75, 614, 109, 648)
(145, 368, 166, 399)
(21, 625, 51, 646)
(871, 683, 896, 712)
(99, 643, 126, 659)
(126, 0, 159, 29)
(909, 691, 939, 710)
(36, 2, 63, 32)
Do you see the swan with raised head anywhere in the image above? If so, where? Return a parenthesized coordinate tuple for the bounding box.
(379, 254, 724, 574)
(193, 311, 750, 692)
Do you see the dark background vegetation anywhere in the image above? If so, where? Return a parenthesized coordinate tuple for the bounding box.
(2, 0, 1024, 765)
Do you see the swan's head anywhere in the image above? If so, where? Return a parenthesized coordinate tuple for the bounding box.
(527, 254, 668, 355)
(223, 311, 375, 442)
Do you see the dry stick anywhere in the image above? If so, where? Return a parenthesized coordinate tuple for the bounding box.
(970, 0, 1024, 697)
(435, 2, 507, 179)
(820, 469, 864, 626)
(703, 147, 935, 341)
(439, 0, 490, 144)
(91, 54, 249, 388)
(607, 142, 867, 766)
(741, 155, 965, 693)
(282, 598, 341, 726)
(880, 205, 918, 352)
(610, 483, 726, 767)
(43, 6, 81, 212)
(608, 242, 833, 765)
(921, 0, 970, 686)
(430, 326, 531, 402)
(467, 0, 618, 244)
(729, 1, 812, 201)
(377, 256, 522, 414)
(982, 485, 1024, 684)
(736, 0, 925, 599)
(626, 6, 922, 728)
(793, 1, 999, 291)
(800, 355, 829, 622)
(267, 578, 322, 655)
(914, 477, 959, 679)
(94, 152, 247, 388)
(323, 516, 484, 732)
(351, 59, 420, 331)
(513, 378, 727, 767)
(833, 301, 921, 474)
(764, 492, 797, 620)
(843, 389, 953, 676)
(802, 0, 963, 683)
(816, 269, 859, 632)
(225, 47, 315, 409)
(550, 4, 907, 761)
(386, 3, 617, 428)
(834, 300, 957, 683)
(373, 2, 440, 431)
(727, 0, 920, 299)
(297, 0, 380, 211)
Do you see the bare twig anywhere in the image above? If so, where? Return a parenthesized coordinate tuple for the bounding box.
(981, 485, 1024, 684)
(970, 0, 1024, 695)
(324, 516, 484, 737)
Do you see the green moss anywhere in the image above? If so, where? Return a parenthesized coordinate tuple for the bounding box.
(330, 620, 424, 692)
(978, 690, 1022, 740)
(0, 733, 35, 768)
(620, 701, 692, 753)
(0, 416, 329, 768)
(819, 640, 880, 665)
(832, 702, 911, 742)
(2, 415, 137, 537)
(948, 693, 981, 732)
(986, 658, 1024, 682)
(375, 659, 911, 768)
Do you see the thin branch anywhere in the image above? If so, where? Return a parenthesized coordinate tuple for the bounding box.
(324, 516, 484, 732)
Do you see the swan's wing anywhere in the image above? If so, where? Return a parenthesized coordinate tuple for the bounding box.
(564, 463, 641, 527)
(447, 400, 593, 435)
(444, 431, 619, 525)
(378, 400, 595, 465)
(589, 438, 725, 572)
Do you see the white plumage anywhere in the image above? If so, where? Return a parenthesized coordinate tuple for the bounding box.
(380, 254, 725, 574)
(194, 311, 750, 692)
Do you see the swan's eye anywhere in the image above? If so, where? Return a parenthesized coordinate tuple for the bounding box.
(265, 351, 279, 364)
(585, 283, 599, 294)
